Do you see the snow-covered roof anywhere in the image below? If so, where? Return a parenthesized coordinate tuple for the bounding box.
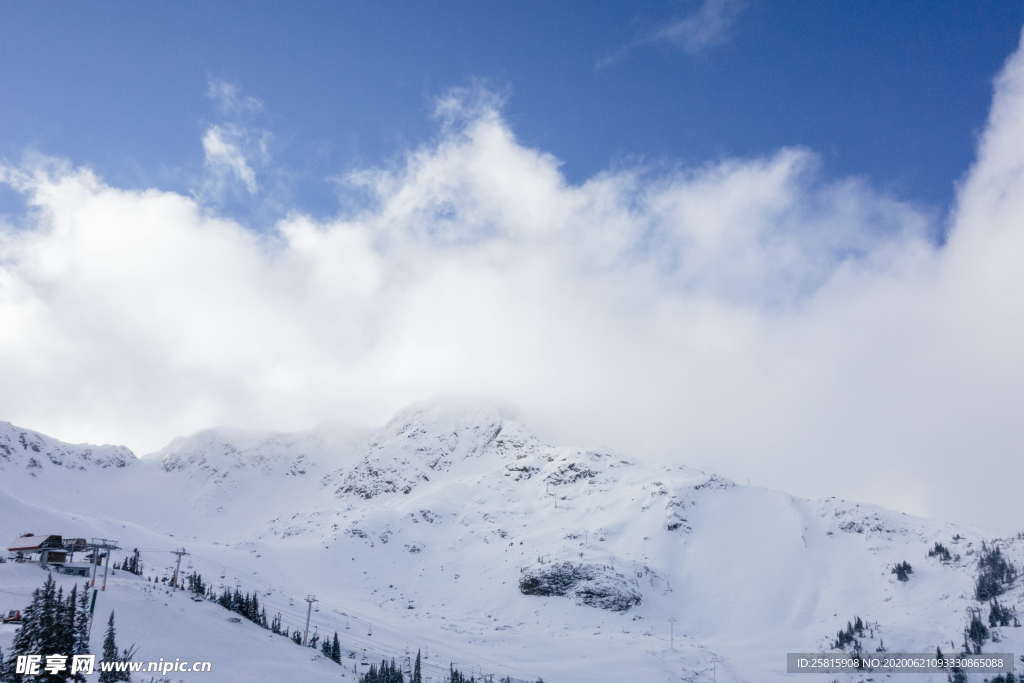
(6, 534, 62, 551)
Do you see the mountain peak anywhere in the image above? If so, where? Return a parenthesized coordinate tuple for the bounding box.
(0, 421, 136, 473)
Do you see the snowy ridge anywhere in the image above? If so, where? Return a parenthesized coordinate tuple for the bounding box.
(158, 427, 329, 481)
(0, 421, 136, 473)
(328, 402, 507, 499)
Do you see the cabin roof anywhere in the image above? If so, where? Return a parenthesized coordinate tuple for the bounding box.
(6, 534, 63, 551)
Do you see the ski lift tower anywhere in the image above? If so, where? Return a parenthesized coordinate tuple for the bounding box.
(88, 538, 121, 591)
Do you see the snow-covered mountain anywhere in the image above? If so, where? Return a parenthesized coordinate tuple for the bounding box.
(2, 400, 1022, 682)
(0, 421, 135, 473)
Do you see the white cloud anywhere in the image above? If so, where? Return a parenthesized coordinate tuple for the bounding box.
(207, 79, 264, 115)
(655, 0, 747, 55)
(598, 0, 747, 67)
(201, 123, 265, 196)
(1, 33, 1023, 533)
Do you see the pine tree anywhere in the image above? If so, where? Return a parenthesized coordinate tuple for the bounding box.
(412, 649, 422, 683)
(892, 561, 913, 581)
(100, 611, 119, 683)
(98, 611, 133, 682)
(929, 542, 953, 562)
(976, 543, 1018, 601)
(966, 609, 989, 654)
(3, 575, 68, 683)
(37, 575, 63, 660)
(447, 663, 477, 683)
(331, 633, 342, 664)
(61, 585, 83, 682)
(989, 598, 1013, 627)
(124, 549, 141, 576)
(74, 584, 91, 660)
(357, 658, 408, 683)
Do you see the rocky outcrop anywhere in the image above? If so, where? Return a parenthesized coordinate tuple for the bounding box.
(518, 561, 642, 611)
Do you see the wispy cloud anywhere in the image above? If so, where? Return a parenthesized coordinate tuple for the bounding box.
(207, 79, 264, 115)
(600, 0, 748, 67)
(199, 81, 271, 199)
(201, 124, 263, 195)
(655, 0, 747, 54)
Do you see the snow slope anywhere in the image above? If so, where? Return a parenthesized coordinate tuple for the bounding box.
(2, 400, 1022, 682)
(0, 560, 360, 682)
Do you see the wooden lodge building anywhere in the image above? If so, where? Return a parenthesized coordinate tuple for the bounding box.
(6, 533, 90, 569)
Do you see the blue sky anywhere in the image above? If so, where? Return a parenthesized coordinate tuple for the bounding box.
(2, 3, 1024, 531)
(2, 1, 1021, 224)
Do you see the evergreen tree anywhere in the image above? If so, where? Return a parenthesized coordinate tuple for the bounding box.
(331, 633, 342, 664)
(966, 609, 989, 654)
(186, 572, 206, 596)
(126, 549, 141, 576)
(99, 611, 119, 682)
(38, 576, 63, 661)
(359, 658, 407, 683)
(60, 585, 85, 682)
(412, 649, 422, 683)
(446, 663, 478, 683)
(976, 543, 1018, 601)
(2, 574, 80, 683)
(929, 542, 953, 562)
(892, 561, 913, 581)
(831, 617, 864, 650)
(98, 611, 132, 682)
(989, 598, 1013, 627)
(73, 585, 91, 661)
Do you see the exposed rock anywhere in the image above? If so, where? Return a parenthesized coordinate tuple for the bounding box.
(518, 561, 642, 611)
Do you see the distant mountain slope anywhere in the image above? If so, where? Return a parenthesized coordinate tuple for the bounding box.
(0, 421, 136, 473)
(1, 400, 1022, 683)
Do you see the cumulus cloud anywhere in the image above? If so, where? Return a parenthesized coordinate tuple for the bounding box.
(1, 35, 1023, 533)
